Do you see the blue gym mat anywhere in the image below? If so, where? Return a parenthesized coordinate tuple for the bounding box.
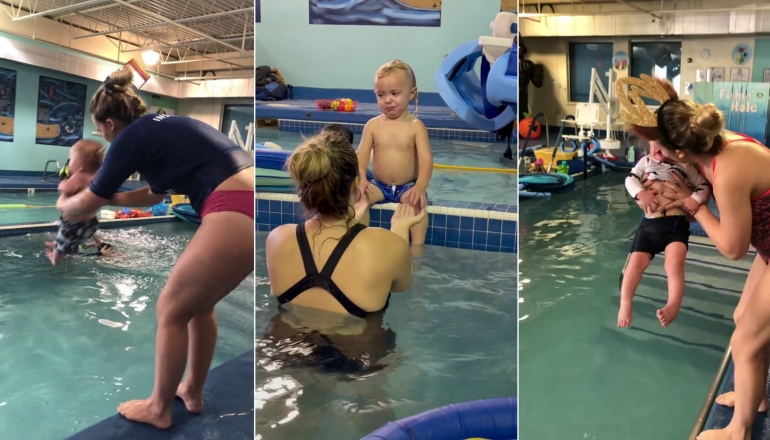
(255, 99, 476, 130)
(65, 350, 254, 440)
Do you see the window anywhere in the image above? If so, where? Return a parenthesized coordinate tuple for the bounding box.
(221, 105, 254, 142)
(568, 43, 614, 103)
(630, 41, 682, 105)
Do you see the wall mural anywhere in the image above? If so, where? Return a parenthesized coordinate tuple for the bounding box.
(0, 67, 17, 143)
(36, 76, 86, 147)
(256, 0, 261, 23)
(309, 0, 441, 27)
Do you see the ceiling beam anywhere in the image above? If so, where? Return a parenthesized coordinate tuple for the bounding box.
(120, 36, 253, 52)
(72, 6, 253, 40)
(162, 55, 253, 65)
(12, 0, 109, 21)
(175, 74, 253, 81)
(110, 0, 249, 54)
(58, 0, 141, 18)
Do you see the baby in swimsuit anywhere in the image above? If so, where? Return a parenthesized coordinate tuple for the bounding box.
(618, 142, 711, 328)
(45, 140, 105, 267)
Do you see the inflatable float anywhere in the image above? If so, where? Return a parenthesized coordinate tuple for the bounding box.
(363, 397, 517, 440)
(434, 12, 517, 133)
(519, 173, 575, 197)
(171, 203, 201, 224)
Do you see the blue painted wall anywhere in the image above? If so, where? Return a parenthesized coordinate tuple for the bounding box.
(255, 0, 503, 104)
(752, 38, 770, 83)
(0, 58, 174, 173)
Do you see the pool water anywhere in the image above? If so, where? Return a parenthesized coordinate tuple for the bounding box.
(0, 191, 148, 226)
(519, 173, 748, 439)
(255, 232, 517, 439)
(255, 128, 517, 206)
(0, 222, 253, 439)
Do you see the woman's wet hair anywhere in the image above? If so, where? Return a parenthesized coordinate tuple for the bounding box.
(628, 78, 725, 156)
(376, 59, 419, 116)
(286, 129, 359, 224)
(90, 68, 148, 124)
(321, 124, 354, 145)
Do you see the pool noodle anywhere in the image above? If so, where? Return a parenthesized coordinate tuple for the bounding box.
(0, 204, 56, 209)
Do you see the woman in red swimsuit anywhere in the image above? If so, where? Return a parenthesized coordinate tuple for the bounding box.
(57, 69, 254, 429)
(625, 77, 770, 440)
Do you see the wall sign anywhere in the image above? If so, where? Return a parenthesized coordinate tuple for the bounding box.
(612, 51, 628, 71)
(732, 43, 752, 65)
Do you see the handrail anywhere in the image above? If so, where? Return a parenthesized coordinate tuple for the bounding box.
(689, 346, 733, 440)
(42, 160, 60, 182)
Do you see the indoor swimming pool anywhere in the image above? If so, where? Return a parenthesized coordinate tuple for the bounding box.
(255, 128, 517, 206)
(0, 222, 254, 439)
(0, 191, 149, 225)
(254, 232, 517, 439)
(518, 173, 744, 439)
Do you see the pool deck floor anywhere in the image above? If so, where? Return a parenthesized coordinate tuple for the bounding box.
(702, 360, 770, 439)
(0, 176, 146, 191)
(66, 350, 254, 440)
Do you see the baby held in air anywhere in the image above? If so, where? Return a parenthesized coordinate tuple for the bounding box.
(618, 143, 711, 328)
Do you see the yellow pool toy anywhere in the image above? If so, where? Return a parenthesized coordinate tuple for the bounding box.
(434, 164, 517, 173)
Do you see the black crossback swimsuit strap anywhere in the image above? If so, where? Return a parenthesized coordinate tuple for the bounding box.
(277, 223, 376, 318)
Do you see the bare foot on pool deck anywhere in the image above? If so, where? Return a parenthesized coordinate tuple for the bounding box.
(176, 382, 204, 414)
(617, 302, 633, 327)
(118, 399, 172, 429)
(657, 303, 681, 328)
(715, 391, 769, 412)
(697, 427, 751, 440)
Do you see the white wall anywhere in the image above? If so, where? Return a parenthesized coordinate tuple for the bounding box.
(177, 98, 254, 131)
(524, 36, 756, 124)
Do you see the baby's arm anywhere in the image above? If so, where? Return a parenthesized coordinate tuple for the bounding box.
(682, 165, 712, 205)
(412, 120, 433, 195)
(625, 158, 649, 199)
(356, 120, 376, 182)
(58, 173, 89, 196)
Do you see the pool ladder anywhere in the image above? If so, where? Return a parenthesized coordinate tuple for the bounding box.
(42, 160, 61, 182)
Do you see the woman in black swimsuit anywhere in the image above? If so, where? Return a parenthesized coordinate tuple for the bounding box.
(259, 127, 425, 436)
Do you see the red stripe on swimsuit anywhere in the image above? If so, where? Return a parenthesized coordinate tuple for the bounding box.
(712, 133, 770, 262)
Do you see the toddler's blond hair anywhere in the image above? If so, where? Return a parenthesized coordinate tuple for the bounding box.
(376, 59, 419, 117)
(72, 140, 105, 173)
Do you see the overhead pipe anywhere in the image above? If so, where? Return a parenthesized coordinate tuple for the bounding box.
(519, 4, 770, 17)
(162, 55, 254, 65)
(175, 74, 253, 81)
(615, 0, 662, 19)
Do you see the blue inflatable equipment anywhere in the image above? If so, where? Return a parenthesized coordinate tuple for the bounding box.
(171, 203, 201, 224)
(363, 397, 517, 440)
(435, 40, 517, 133)
(519, 173, 575, 197)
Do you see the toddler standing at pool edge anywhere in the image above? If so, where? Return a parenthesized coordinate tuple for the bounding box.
(357, 60, 433, 245)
